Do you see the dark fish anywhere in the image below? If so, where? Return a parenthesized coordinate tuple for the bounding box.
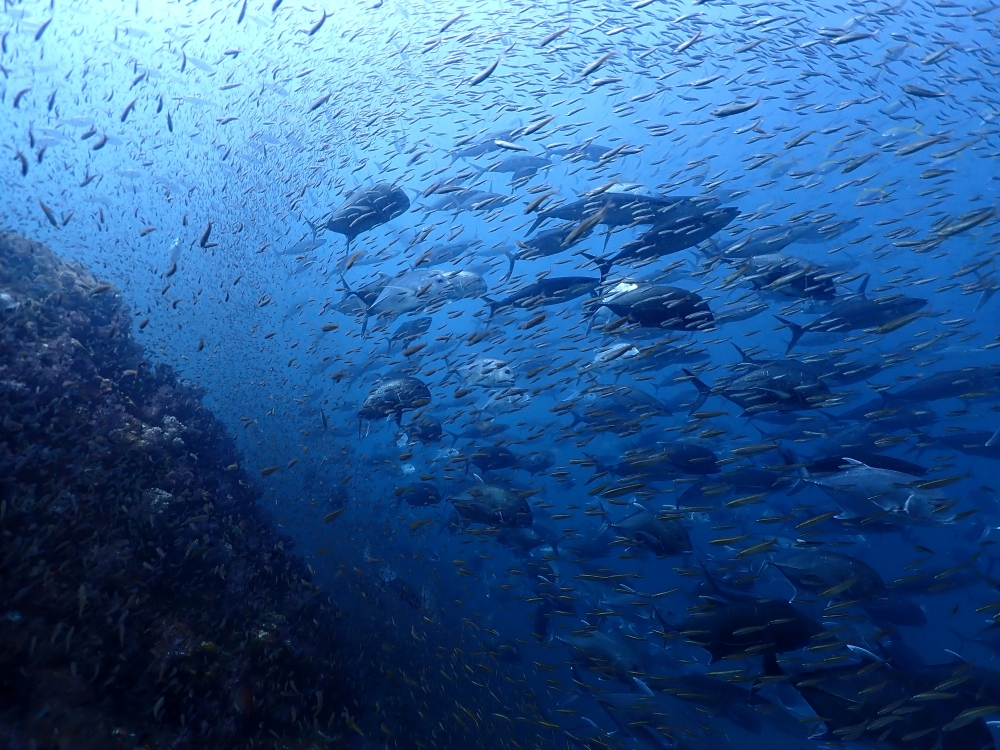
(388, 316, 432, 351)
(585, 205, 738, 280)
(836, 398, 937, 430)
(387, 577, 422, 609)
(546, 142, 616, 162)
(404, 413, 442, 444)
(326, 182, 410, 251)
(496, 525, 553, 554)
(717, 217, 860, 260)
(395, 482, 442, 507)
(413, 241, 481, 267)
(930, 429, 1000, 460)
(772, 550, 887, 601)
(611, 508, 691, 556)
(881, 366, 1000, 405)
(684, 359, 836, 416)
(740, 253, 840, 301)
(481, 154, 551, 181)
(448, 419, 508, 445)
(776, 290, 928, 353)
(556, 630, 644, 683)
(565, 527, 617, 560)
(486, 276, 599, 317)
(519, 451, 555, 475)
(635, 441, 720, 475)
(733, 344, 879, 389)
(34, 18, 52, 42)
(484, 638, 521, 663)
(528, 192, 718, 239)
(902, 83, 946, 98)
(428, 188, 517, 212)
(338, 273, 392, 314)
(503, 223, 594, 281)
(449, 484, 532, 528)
(470, 445, 519, 472)
(449, 128, 521, 161)
(791, 649, 994, 750)
(658, 565, 823, 670)
(358, 376, 431, 433)
(595, 281, 713, 332)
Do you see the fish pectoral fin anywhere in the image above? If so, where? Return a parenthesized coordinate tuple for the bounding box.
(633, 530, 659, 547)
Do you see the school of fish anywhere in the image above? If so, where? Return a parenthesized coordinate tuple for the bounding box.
(3, 0, 1000, 748)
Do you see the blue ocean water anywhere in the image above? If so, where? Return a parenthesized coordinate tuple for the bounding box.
(2, 0, 1000, 748)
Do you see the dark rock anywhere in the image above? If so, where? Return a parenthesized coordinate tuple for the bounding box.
(0, 231, 356, 750)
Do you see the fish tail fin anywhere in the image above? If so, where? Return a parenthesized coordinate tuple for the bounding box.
(652, 606, 677, 648)
(701, 237, 724, 259)
(580, 252, 612, 282)
(793, 467, 811, 493)
(501, 250, 516, 283)
(731, 342, 753, 362)
(682, 369, 710, 415)
(779, 447, 810, 495)
(632, 677, 654, 697)
(760, 650, 783, 679)
(569, 665, 589, 693)
(483, 296, 497, 319)
(532, 600, 555, 640)
(977, 287, 997, 311)
(773, 315, 803, 354)
(946, 627, 972, 654)
(697, 558, 725, 598)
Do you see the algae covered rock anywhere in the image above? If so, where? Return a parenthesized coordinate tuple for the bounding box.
(0, 232, 356, 749)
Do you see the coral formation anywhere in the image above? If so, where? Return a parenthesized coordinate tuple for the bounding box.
(0, 231, 356, 749)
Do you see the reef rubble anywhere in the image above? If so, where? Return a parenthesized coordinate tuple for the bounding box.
(0, 231, 357, 749)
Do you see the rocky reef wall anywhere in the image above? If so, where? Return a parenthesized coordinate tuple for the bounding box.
(0, 231, 358, 749)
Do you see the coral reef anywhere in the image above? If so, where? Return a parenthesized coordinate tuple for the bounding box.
(0, 231, 357, 749)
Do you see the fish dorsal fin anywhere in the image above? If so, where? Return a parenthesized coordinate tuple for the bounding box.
(847, 644, 883, 665)
(632, 677, 655, 697)
(731, 342, 754, 363)
(698, 559, 757, 603)
(699, 594, 728, 605)
(944, 648, 969, 665)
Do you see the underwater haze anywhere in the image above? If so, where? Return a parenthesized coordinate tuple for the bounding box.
(3, 0, 1000, 748)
